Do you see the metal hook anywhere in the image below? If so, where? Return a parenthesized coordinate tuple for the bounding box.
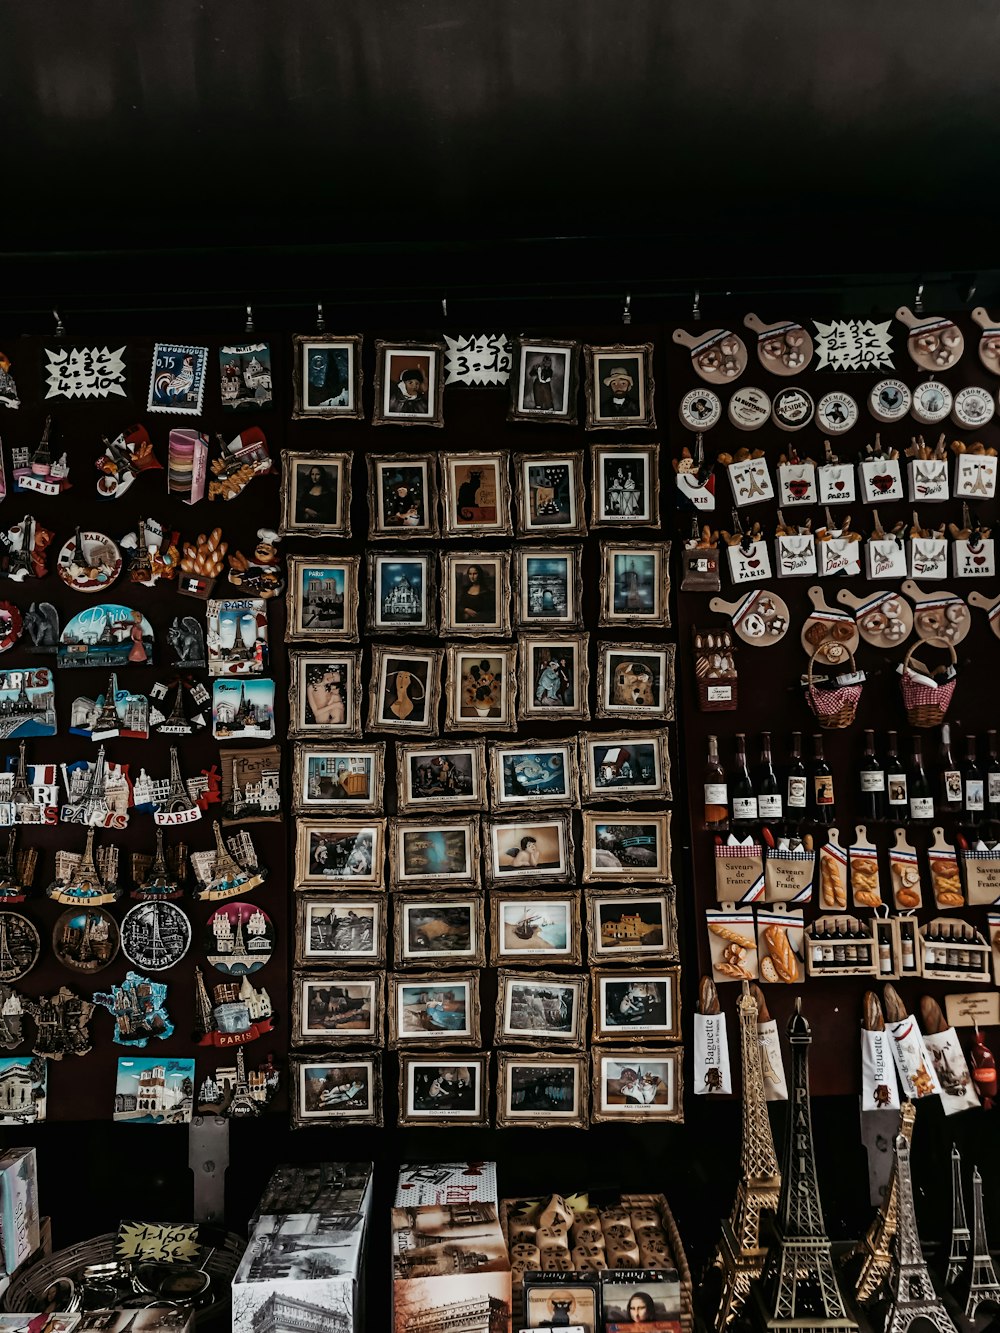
(53, 309, 64, 338)
(244, 306, 254, 335)
(622, 293, 632, 326)
(692, 289, 701, 322)
(967, 279, 978, 304)
(316, 303, 325, 333)
(441, 295, 448, 320)
(914, 282, 924, 315)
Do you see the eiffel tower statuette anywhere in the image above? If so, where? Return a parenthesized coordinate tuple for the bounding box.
(716, 981, 782, 1330)
(850, 1099, 916, 1306)
(945, 1145, 970, 1286)
(882, 1133, 958, 1333)
(750, 998, 858, 1333)
(958, 1166, 1000, 1320)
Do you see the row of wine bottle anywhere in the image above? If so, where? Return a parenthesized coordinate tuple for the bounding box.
(703, 726, 1000, 832)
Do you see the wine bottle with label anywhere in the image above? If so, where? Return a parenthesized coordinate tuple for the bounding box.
(703, 735, 729, 833)
(964, 733, 985, 827)
(757, 731, 783, 822)
(731, 733, 758, 830)
(811, 733, 835, 825)
(786, 731, 808, 822)
(909, 735, 935, 823)
(859, 729, 885, 821)
(988, 729, 1000, 824)
(885, 730, 908, 814)
(938, 723, 962, 815)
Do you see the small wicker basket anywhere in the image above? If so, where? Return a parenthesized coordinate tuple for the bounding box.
(900, 642, 957, 727)
(805, 648, 862, 730)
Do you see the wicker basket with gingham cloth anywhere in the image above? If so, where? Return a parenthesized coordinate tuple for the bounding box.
(806, 648, 862, 729)
(900, 643, 957, 727)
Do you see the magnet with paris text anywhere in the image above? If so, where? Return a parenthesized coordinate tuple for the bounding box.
(773, 517, 817, 579)
(678, 387, 722, 432)
(816, 390, 858, 435)
(220, 340, 273, 411)
(148, 678, 210, 735)
(817, 440, 856, 506)
(24, 987, 94, 1059)
(131, 746, 202, 827)
(204, 901, 276, 977)
(680, 518, 721, 593)
(190, 821, 268, 901)
(120, 901, 192, 972)
(972, 306, 1000, 375)
(69, 675, 150, 742)
(902, 579, 971, 647)
(0, 912, 40, 982)
(895, 306, 964, 371)
(869, 378, 911, 423)
(193, 963, 275, 1048)
(51, 907, 120, 973)
(197, 1050, 281, 1117)
(723, 450, 773, 507)
(2, 738, 59, 826)
(57, 530, 123, 594)
(13, 418, 71, 497)
(906, 518, 948, 581)
(864, 515, 908, 580)
(93, 970, 174, 1046)
(673, 435, 716, 512)
(0, 831, 38, 902)
(771, 386, 814, 431)
(777, 451, 818, 507)
(727, 385, 771, 430)
(0, 516, 55, 583)
(673, 326, 747, 384)
(815, 511, 862, 579)
(59, 751, 132, 829)
(905, 435, 949, 502)
(744, 312, 814, 375)
(709, 589, 790, 647)
(949, 509, 995, 580)
(857, 436, 902, 503)
(0, 350, 20, 409)
(952, 442, 998, 500)
(219, 745, 282, 822)
(130, 830, 187, 901)
(95, 425, 162, 501)
(47, 830, 121, 906)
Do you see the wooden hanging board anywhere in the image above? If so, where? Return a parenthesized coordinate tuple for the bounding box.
(817, 826, 848, 910)
(889, 826, 922, 911)
(849, 825, 884, 910)
(927, 826, 963, 910)
(708, 589, 790, 646)
(971, 306, 1000, 376)
(800, 585, 860, 662)
(673, 326, 748, 385)
(901, 579, 971, 646)
(968, 588, 1000, 639)
(836, 587, 912, 648)
(895, 305, 965, 372)
(743, 312, 814, 377)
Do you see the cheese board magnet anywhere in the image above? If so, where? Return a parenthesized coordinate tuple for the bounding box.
(743, 313, 814, 376)
(771, 386, 814, 431)
(709, 589, 790, 646)
(971, 306, 1000, 375)
(801, 586, 860, 662)
(895, 306, 965, 372)
(673, 326, 748, 385)
(727, 385, 771, 430)
(968, 588, 1000, 639)
(679, 386, 722, 432)
(910, 379, 953, 426)
(951, 385, 995, 430)
(816, 391, 859, 435)
(869, 379, 912, 424)
(901, 579, 971, 646)
(836, 587, 913, 648)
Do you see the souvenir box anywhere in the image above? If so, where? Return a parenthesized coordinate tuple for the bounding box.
(250, 1162, 373, 1233)
(391, 1200, 512, 1333)
(394, 1161, 498, 1207)
(72, 1314, 193, 1333)
(498, 1192, 692, 1333)
(0, 1149, 38, 1277)
(232, 1213, 366, 1333)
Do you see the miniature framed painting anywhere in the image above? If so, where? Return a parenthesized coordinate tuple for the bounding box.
(489, 890, 583, 967)
(388, 816, 481, 891)
(591, 1047, 682, 1123)
(291, 333, 363, 420)
(489, 738, 579, 808)
(398, 1051, 490, 1127)
(589, 442, 661, 527)
(294, 895, 386, 969)
(495, 1051, 588, 1129)
(595, 642, 675, 721)
(583, 342, 656, 431)
(291, 742, 386, 814)
(522, 1278, 601, 1333)
(439, 551, 512, 637)
(291, 971, 384, 1048)
(388, 972, 481, 1048)
(440, 451, 513, 538)
(580, 811, 671, 884)
(288, 650, 363, 739)
(368, 645, 443, 736)
(598, 541, 671, 628)
(515, 546, 583, 629)
(291, 1054, 382, 1127)
(517, 632, 590, 722)
(367, 454, 439, 540)
(496, 970, 588, 1049)
(279, 451, 352, 537)
(514, 451, 587, 538)
(393, 893, 486, 970)
(485, 813, 573, 886)
(444, 644, 517, 733)
(508, 337, 580, 425)
(579, 728, 672, 803)
(285, 555, 360, 643)
(591, 966, 681, 1043)
(293, 819, 386, 890)
(586, 886, 679, 963)
(395, 739, 488, 813)
(373, 339, 446, 427)
(366, 552, 436, 636)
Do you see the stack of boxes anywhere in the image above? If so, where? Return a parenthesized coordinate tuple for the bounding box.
(0, 1148, 44, 1301)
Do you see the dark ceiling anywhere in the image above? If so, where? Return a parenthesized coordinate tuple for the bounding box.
(4, 1, 1000, 312)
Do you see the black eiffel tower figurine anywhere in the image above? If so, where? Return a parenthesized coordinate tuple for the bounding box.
(750, 998, 858, 1332)
(958, 1165, 1000, 1321)
(882, 1133, 958, 1333)
(945, 1145, 970, 1286)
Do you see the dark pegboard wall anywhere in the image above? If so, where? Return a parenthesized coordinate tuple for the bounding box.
(669, 310, 1000, 1097)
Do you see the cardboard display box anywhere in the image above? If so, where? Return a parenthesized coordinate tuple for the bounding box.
(394, 1161, 498, 1207)
(251, 1163, 373, 1233)
(0, 1150, 39, 1277)
(232, 1213, 366, 1333)
(391, 1200, 511, 1333)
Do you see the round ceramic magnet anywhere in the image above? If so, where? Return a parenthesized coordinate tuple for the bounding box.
(910, 380, 953, 425)
(0, 604, 23, 654)
(896, 307, 965, 371)
(204, 901, 275, 977)
(972, 307, 1000, 375)
(951, 385, 995, 430)
(57, 531, 123, 594)
(709, 589, 790, 646)
(678, 387, 722, 431)
(771, 387, 814, 431)
(902, 580, 971, 648)
(0, 912, 40, 982)
(816, 391, 859, 435)
(52, 907, 120, 973)
(869, 379, 912, 423)
(836, 588, 913, 649)
(120, 901, 191, 972)
(744, 313, 814, 376)
(727, 386, 771, 430)
(673, 327, 748, 384)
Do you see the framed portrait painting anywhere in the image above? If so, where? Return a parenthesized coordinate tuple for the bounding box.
(439, 551, 511, 638)
(388, 972, 481, 1048)
(285, 555, 360, 643)
(440, 451, 513, 538)
(590, 967, 681, 1043)
(294, 818, 386, 890)
(288, 650, 363, 739)
(279, 451, 352, 537)
(591, 1047, 682, 1123)
(290, 1054, 382, 1127)
(294, 894, 386, 969)
(396, 739, 487, 813)
(367, 454, 439, 540)
(508, 337, 579, 425)
(595, 642, 675, 721)
(598, 541, 671, 628)
(495, 1051, 588, 1129)
(397, 1051, 490, 1126)
(373, 339, 445, 427)
(496, 970, 588, 1049)
(367, 552, 436, 636)
(485, 813, 573, 886)
(291, 334, 363, 421)
(517, 633, 590, 723)
(583, 342, 656, 431)
(291, 971, 384, 1048)
(368, 645, 443, 736)
(514, 451, 587, 539)
(291, 742, 385, 814)
(590, 442, 661, 527)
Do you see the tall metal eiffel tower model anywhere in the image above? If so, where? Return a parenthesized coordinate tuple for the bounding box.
(716, 981, 782, 1329)
(850, 1099, 916, 1305)
(945, 1145, 970, 1285)
(957, 1165, 1000, 1320)
(882, 1132, 958, 1333)
(750, 999, 858, 1332)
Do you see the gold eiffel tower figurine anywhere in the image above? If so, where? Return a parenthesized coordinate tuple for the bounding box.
(716, 981, 782, 1329)
(851, 1098, 916, 1305)
(882, 1130, 958, 1333)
